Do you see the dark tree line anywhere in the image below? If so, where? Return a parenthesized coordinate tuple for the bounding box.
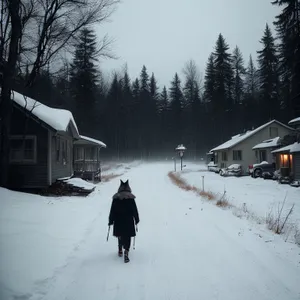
(2, 0, 300, 167)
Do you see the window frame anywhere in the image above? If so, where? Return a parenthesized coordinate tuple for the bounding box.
(221, 151, 228, 161)
(259, 150, 267, 162)
(233, 150, 242, 161)
(9, 135, 37, 164)
(56, 136, 61, 163)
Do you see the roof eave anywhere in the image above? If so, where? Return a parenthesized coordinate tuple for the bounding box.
(12, 101, 56, 133)
(74, 136, 106, 148)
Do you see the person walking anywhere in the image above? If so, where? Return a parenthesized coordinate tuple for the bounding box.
(108, 179, 139, 263)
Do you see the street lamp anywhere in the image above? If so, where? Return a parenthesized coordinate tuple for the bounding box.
(175, 144, 186, 171)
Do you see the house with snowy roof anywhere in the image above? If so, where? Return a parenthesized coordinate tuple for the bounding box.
(270, 117, 300, 182)
(8, 90, 106, 189)
(209, 120, 294, 174)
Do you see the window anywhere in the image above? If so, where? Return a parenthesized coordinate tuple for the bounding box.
(233, 150, 242, 161)
(62, 139, 67, 165)
(280, 154, 292, 168)
(9, 136, 37, 163)
(214, 153, 218, 163)
(56, 136, 60, 162)
(259, 150, 267, 162)
(75, 147, 84, 161)
(269, 127, 278, 138)
(221, 151, 227, 161)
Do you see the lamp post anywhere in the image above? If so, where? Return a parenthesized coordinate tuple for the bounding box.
(175, 144, 186, 171)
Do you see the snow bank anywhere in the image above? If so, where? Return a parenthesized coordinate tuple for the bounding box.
(64, 178, 96, 190)
(12, 90, 78, 134)
(0, 186, 107, 300)
(182, 167, 300, 235)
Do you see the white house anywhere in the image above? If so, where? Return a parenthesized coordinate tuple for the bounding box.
(210, 120, 294, 173)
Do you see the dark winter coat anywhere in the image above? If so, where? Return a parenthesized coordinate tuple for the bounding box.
(108, 180, 139, 237)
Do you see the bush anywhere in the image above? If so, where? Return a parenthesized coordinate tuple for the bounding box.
(266, 194, 295, 234)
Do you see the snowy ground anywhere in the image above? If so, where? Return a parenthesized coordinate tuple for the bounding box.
(1, 162, 300, 300)
(181, 164, 300, 240)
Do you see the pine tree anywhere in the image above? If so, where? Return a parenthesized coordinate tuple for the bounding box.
(169, 73, 183, 142)
(245, 55, 259, 97)
(105, 74, 123, 157)
(132, 78, 140, 99)
(169, 73, 183, 108)
(214, 34, 234, 111)
(232, 46, 245, 104)
(140, 65, 149, 94)
(204, 53, 216, 103)
(69, 28, 99, 132)
(257, 24, 280, 121)
(213, 34, 234, 138)
(157, 86, 170, 154)
(122, 70, 132, 97)
(159, 86, 169, 113)
(150, 72, 159, 102)
(70, 28, 99, 100)
(242, 55, 260, 128)
(272, 0, 300, 117)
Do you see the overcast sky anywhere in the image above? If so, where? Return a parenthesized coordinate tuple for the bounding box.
(96, 0, 280, 89)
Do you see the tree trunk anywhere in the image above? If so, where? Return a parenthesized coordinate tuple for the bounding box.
(0, 0, 22, 187)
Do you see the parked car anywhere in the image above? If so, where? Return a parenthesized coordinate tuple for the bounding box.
(207, 161, 218, 172)
(249, 162, 276, 178)
(220, 164, 242, 177)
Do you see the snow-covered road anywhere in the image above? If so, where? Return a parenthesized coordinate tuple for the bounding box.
(1, 162, 300, 300)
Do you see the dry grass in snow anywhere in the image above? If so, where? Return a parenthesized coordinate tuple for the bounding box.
(168, 172, 215, 201)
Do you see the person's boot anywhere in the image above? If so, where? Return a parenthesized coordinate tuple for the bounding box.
(124, 250, 130, 263)
(118, 244, 123, 257)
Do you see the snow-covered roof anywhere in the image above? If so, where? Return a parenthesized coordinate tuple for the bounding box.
(77, 135, 107, 148)
(290, 142, 300, 153)
(12, 90, 79, 135)
(271, 142, 299, 153)
(252, 137, 280, 150)
(210, 120, 293, 152)
(288, 117, 300, 125)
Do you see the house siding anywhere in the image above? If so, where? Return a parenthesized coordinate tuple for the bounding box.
(294, 153, 300, 181)
(214, 123, 292, 173)
(50, 131, 74, 182)
(8, 107, 48, 188)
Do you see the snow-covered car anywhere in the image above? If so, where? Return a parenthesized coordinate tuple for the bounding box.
(248, 161, 276, 178)
(219, 164, 242, 177)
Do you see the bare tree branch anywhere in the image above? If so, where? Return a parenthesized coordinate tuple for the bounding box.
(21, 0, 120, 86)
(182, 59, 201, 84)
